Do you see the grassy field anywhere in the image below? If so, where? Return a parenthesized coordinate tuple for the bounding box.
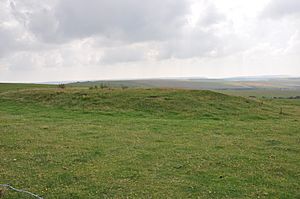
(217, 90, 300, 99)
(0, 84, 299, 198)
(0, 83, 54, 93)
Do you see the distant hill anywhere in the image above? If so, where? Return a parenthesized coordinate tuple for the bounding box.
(68, 77, 300, 90)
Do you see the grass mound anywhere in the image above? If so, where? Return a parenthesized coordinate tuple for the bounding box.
(1, 88, 276, 120)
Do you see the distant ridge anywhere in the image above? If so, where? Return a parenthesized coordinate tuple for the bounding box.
(37, 75, 299, 84)
(67, 76, 300, 91)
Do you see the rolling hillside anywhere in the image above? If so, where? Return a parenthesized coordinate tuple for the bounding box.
(0, 84, 299, 198)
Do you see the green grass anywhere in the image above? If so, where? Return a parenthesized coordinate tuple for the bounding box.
(217, 90, 300, 98)
(0, 84, 299, 198)
(0, 83, 54, 93)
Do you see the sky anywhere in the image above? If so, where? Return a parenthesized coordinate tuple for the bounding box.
(0, 0, 299, 82)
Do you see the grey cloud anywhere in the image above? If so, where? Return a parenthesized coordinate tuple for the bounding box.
(5, 52, 37, 71)
(0, 27, 17, 57)
(101, 45, 146, 64)
(0, 1, 20, 57)
(9, 0, 63, 43)
(28, 0, 189, 43)
(2, 0, 234, 62)
(159, 31, 219, 59)
(262, 0, 300, 19)
(197, 3, 226, 27)
(158, 1, 229, 59)
(9, 0, 190, 45)
(27, 7, 60, 42)
(0, 23, 33, 58)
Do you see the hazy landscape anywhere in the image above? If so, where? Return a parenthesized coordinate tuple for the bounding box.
(1, 78, 300, 198)
(70, 77, 300, 91)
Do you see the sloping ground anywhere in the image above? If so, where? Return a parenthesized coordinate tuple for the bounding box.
(0, 85, 299, 198)
(217, 89, 300, 98)
(0, 88, 279, 120)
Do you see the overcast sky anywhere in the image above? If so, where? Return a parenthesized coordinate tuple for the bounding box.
(0, 0, 299, 82)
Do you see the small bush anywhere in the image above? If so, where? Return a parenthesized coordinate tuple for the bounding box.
(58, 84, 66, 89)
(280, 107, 283, 114)
(121, 85, 128, 90)
(100, 83, 108, 89)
